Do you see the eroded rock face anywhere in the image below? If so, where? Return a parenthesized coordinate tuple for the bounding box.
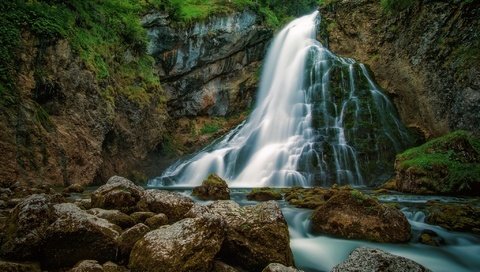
(137, 189, 194, 223)
(91, 176, 144, 214)
(204, 201, 294, 271)
(321, 0, 480, 136)
(192, 174, 230, 200)
(331, 247, 431, 272)
(144, 10, 271, 118)
(311, 190, 411, 243)
(129, 215, 224, 272)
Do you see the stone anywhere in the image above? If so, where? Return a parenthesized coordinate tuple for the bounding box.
(0, 194, 63, 260)
(262, 263, 303, 272)
(103, 261, 129, 272)
(144, 213, 168, 229)
(117, 223, 150, 260)
(247, 188, 282, 201)
(129, 211, 155, 224)
(64, 184, 85, 194)
(206, 200, 294, 271)
(74, 198, 92, 210)
(311, 189, 411, 243)
(418, 229, 444, 247)
(426, 202, 480, 234)
(91, 176, 144, 214)
(69, 260, 103, 272)
(129, 215, 224, 272)
(42, 203, 120, 268)
(192, 174, 230, 200)
(87, 208, 136, 229)
(0, 260, 41, 272)
(331, 247, 431, 272)
(137, 189, 194, 223)
(211, 261, 240, 272)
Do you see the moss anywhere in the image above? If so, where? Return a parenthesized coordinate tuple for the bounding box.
(202, 174, 227, 187)
(380, 0, 415, 12)
(247, 187, 282, 201)
(200, 122, 221, 135)
(396, 130, 480, 195)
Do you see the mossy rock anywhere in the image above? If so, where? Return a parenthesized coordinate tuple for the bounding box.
(192, 174, 230, 200)
(246, 188, 282, 201)
(395, 130, 480, 196)
(426, 201, 480, 235)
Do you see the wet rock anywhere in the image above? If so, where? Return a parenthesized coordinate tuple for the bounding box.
(426, 202, 480, 234)
(42, 203, 120, 268)
(87, 208, 135, 229)
(91, 176, 144, 214)
(129, 215, 224, 272)
(129, 211, 155, 224)
(212, 261, 240, 272)
(102, 261, 129, 272)
(207, 200, 294, 271)
(192, 174, 230, 200)
(137, 189, 194, 223)
(0, 194, 63, 259)
(64, 184, 85, 194)
(311, 189, 411, 243)
(262, 263, 303, 272)
(118, 223, 150, 261)
(144, 213, 168, 229)
(418, 229, 444, 247)
(284, 187, 332, 209)
(331, 247, 431, 272)
(247, 188, 282, 201)
(74, 198, 92, 210)
(0, 260, 41, 272)
(69, 260, 103, 272)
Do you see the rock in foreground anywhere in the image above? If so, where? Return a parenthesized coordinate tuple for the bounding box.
(129, 215, 224, 272)
(262, 263, 303, 272)
(426, 201, 480, 234)
(137, 189, 194, 223)
(311, 189, 411, 243)
(91, 176, 144, 213)
(331, 247, 431, 272)
(192, 174, 230, 200)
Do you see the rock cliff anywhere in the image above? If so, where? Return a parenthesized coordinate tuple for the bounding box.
(320, 0, 479, 138)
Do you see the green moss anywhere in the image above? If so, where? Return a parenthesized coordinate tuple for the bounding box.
(397, 131, 480, 194)
(380, 0, 415, 12)
(247, 187, 282, 201)
(202, 174, 227, 186)
(200, 122, 221, 135)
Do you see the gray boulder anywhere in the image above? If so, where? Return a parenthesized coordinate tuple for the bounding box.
(137, 189, 194, 223)
(91, 176, 144, 214)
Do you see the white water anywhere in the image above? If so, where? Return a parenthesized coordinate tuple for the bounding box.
(150, 11, 410, 187)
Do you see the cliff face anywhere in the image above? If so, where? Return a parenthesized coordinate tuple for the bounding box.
(0, 10, 272, 186)
(320, 0, 480, 138)
(144, 10, 272, 117)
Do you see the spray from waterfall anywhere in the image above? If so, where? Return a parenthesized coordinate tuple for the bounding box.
(150, 11, 411, 187)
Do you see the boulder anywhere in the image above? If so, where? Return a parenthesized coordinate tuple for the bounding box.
(311, 190, 411, 243)
(129, 215, 224, 272)
(91, 176, 144, 214)
(262, 263, 303, 272)
(103, 261, 129, 272)
(0, 260, 41, 272)
(129, 211, 155, 224)
(0, 194, 63, 259)
(426, 202, 480, 234)
(117, 223, 150, 260)
(74, 199, 92, 210)
(418, 229, 444, 246)
(206, 201, 294, 271)
(87, 208, 136, 229)
(64, 184, 85, 194)
(212, 261, 240, 272)
(192, 174, 230, 200)
(69, 260, 103, 272)
(42, 203, 120, 268)
(331, 247, 431, 272)
(137, 190, 194, 223)
(247, 188, 282, 201)
(144, 213, 168, 229)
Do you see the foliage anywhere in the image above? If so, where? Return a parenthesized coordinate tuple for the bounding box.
(0, 0, 162, 107)
(200, 122, 221, 135)
(397, 131, 480, 194)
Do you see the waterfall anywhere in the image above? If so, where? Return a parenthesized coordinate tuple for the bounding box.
(150, 11, 412, 187)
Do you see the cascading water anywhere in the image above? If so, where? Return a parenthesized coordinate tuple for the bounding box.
(150, 11, 412, 187)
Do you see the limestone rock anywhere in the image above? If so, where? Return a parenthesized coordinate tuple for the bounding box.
(129, 215, 224, 272)
(331, 247, 431, 272)
(0, 260, 41, 272)
(69, 260, 103, 272)
(91, 176, 144, 214)
(137, 190, 194, 223)
(87, 208, 135, 229)
(207, 201, 294, 271)
(247, 188, 282, 201)
(64, 184, 85, 194)
(426, 201, 480, 234)
(192, 174, 230, 200)
(129, 211, 155, 224)
(144, 213, 168, 229)
(311, 190, 411, 243)
(262, 263, 303, 272)
(117, 223, 150, 260)
(211, 261, 239, 272)
(103, 261, 129, 272)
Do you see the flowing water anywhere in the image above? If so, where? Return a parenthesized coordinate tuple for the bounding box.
(150, 11, 412, 188)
